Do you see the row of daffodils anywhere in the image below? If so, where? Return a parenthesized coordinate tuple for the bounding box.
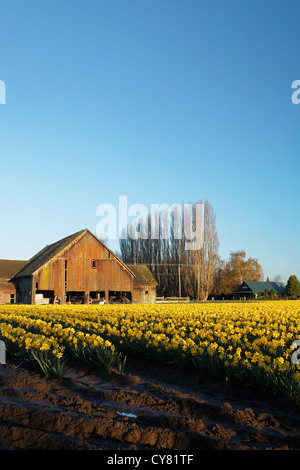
(0, 301, 300, 400)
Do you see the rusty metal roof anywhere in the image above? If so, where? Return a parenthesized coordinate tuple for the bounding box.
(0, 259, 27, 280)
(0, 280, 16, 292)
(12, 230, 87, 279)
(127, 265, 158, 286)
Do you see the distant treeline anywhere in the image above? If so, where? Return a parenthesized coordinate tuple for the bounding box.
(118, 200, 264, 300)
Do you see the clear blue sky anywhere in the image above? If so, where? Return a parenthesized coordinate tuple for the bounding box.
(0, 0, 299, 283)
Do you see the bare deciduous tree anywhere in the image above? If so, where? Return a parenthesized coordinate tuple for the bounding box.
(119, 200, 219, 299)
(181, 200, 219, 300)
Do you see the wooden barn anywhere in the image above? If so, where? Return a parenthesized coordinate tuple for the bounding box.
(11, 229, 135, 305)
(0, 259, 27, 304)
(127, 265, 158, 303)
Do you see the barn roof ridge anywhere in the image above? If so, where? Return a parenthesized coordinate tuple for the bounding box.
(11, 229, 134, 279)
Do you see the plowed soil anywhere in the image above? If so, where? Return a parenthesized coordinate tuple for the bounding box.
(0, 357, 300, 451)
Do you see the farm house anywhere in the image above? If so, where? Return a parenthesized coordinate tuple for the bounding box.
(232, 281, 286, 299)
(9, 229, 138, 305)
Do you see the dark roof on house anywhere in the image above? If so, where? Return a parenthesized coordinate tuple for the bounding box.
(127, 265, 158, 286)
(270, 282, 286, 294)
(233, 281, 285, 294)
(0, 260, 27, 280)
(11, 229, 134, 280)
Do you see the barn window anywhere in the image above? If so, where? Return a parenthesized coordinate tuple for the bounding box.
(92, 259, 96, 269)
(145, 290, 148, 295)
(10, 294, 15, 304)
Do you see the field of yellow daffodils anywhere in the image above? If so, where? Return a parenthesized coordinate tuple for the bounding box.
(0, 300, 300, 400)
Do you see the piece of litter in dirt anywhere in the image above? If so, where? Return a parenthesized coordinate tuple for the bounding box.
(117, 411, 138, 418)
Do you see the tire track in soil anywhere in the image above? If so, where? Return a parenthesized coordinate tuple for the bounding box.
(0, 357, 300, 450)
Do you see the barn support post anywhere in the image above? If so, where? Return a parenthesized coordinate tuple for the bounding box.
(105, 290, 109, 303)
(31, 277, 35, 305)
(84, 291, 89, 304)
(31, 289, 35, 305)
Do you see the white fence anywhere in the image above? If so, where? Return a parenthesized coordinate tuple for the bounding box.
(0, 341, 6, 364)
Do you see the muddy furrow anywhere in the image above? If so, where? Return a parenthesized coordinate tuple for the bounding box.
(0, 360, 300, 450)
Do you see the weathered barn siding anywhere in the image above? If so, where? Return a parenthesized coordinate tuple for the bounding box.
(0, 292, 11, 304)
(0, 281, 15, 304)
(14, 276, 32, 304)
(0, 290, 10, 304)
(33, 258, 65, 299)
(132, 285, 156, 304)
(62, 232, 133, 293)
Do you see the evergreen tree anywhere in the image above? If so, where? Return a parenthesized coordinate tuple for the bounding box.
(286, 275, 300, 298)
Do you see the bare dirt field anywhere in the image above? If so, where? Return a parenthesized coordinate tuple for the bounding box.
(0, 357, 300, 451)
